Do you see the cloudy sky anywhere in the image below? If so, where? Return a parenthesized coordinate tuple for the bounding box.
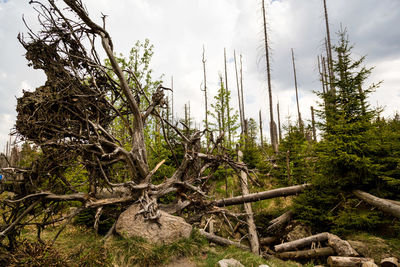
(1, 0, 399, 150)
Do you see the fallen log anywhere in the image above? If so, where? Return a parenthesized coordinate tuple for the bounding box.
(381, 257, 399, 267)
(238, 150, 259, 254)
(199, 229, 250, 250)
(214, 184, 310, 207)
(327, 256, 374, 267)
(259, 236, 278, 246)
(274, 232, 329, 252)
(353, 190, 400, 218)
(277, 247, 334, 260)
(327, 233, 358, 256)
(362, 262, 379, 267)
(267, 210, 293, 233)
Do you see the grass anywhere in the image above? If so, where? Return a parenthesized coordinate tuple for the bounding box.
(7, 224, 308, 267)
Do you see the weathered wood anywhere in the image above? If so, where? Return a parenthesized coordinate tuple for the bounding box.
(259, 236, 278, 246)
(214, 184, 310, 207)
(267, 210, 293, 233)
(353, 190, 400, 218)
(274, 232, 329, 253)
(362, 262, 379, 267)
(238, 150, 259, 255)
(199, 229, 249, 251)
(381, 257, 399, 267)
(327, 256, 374, 267)
(327, 233, 358, 256)
(277, 247, 334, 260)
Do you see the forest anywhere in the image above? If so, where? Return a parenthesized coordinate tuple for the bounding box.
(0, 0, 399, 266)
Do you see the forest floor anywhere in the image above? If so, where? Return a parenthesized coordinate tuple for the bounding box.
(3, 219, 398, 266)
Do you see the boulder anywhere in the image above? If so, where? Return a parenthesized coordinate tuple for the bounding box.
(115, 204, 192, 244)
(218, 258, 244, 267)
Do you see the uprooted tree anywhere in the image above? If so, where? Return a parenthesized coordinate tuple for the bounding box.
(0, 0, 262, 249)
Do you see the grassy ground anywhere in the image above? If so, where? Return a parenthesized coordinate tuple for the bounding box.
(5, 224, 306, 267)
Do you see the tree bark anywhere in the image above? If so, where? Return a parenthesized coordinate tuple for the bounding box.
(277, 247, 334, 260)
(267, 210, 292, 233)
(353, 190, 400, 218)
(291, 48, 303, 131)
(261, 0, 278, 152)
(327, 233, 358, 256)
(275, 232, 329, 252)
(238, 150, 259, 254)
(199, 229, 249, 250)
(327, 256, 374, 267)
(214, 184, 310, 207)
(380, 257, 399, 267)
(259, 236, 278, 246)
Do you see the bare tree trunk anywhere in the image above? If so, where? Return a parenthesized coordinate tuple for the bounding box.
(202, 46, 209, 148)
(238, 150, 259, 254)
(311, 106, 316, 141)
(224, 48, 231, 146)
(275, 232, 329, 252)
(353, 190, 400, 218)
(267, 210, 292, 233)
(214, 184, 310, 207)
(286, 150, 291, 185)
(199, 230, 250, 250)
(262, 0, 278, 152)
(171, 76, 174, 124)
(240, 54, 246, 131)
(277, 247, 335, 260)
(327, 256, 375, 267)
(259, 110, 264, 147)
(277, 102, 282, 142)
(323, 0, 335, 93)
(234, 50, 244, 135)
(291, 48, 303, 132)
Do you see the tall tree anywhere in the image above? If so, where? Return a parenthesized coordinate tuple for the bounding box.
(261, 0, 278, 152)
(224, 48, 232, 145)
(291, 48, 303, 132)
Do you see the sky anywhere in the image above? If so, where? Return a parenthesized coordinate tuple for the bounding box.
(1, 0, 400, 150)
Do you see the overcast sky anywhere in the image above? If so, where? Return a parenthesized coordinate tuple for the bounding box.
(1, 0, 399, 150)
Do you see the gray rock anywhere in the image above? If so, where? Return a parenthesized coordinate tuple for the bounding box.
(218, 258, 244, 267)
(258, 265, 271, 267)
(115, 204, 192, 244)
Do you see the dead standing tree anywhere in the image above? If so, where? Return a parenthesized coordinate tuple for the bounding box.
(0, 0, 254, 249)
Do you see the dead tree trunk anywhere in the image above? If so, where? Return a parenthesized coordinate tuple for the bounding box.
(311, 106, 317, 141)
(224, 48, 232, 146)
(259, 110, 264, 147)
(277, 102, 282, 142)
(267, 210, 292, 233)
(199, 229, 250, 250)
(262, 0, 278, 152)
(201, 46, 209, 148)
(327, 256, 375, 267)
(275, 232, 329, 252)
(238, 150, 260, 254)
(353, 190, 400, 218)
(291, 48, 303, 132)
(214, 184, 310, 207)
(323, 0, 335, 93)
(259, 236, 278, 246)
(234, 50, 244, 136)
(277, 247, 334, 260)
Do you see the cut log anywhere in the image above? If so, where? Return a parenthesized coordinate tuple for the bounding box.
(327, 256, 374, 267)
(199, 229, 250, 251)
(259, 236, 278, 246)
(381, 257, 399, 267)
(274, 232, 329, 252)
(353, 190, 400, 218)
(362, 262, 379, 267)
(277, 247, 334, 260)
(267, 210, 292, 233)
(238, 150, 259, 254)
(327, 233, 358, 256)
(214, 184, 310, 207)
